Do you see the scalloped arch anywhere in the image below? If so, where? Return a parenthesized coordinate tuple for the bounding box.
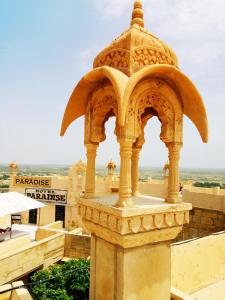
(60, 66, 128, 136)
(123, 65, 208, 142)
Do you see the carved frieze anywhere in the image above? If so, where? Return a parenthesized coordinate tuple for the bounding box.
(78, 202, 190, 236)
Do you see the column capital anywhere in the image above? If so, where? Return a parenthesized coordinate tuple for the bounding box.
(166, 142, 183, 151)
(118, 138, 134, 147)
(132, 146, 142, 156)
(85, 143, 99, 151)
(85, 143, 98, 159)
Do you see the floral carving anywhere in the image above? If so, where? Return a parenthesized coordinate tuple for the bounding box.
(131, 47, 176, 73)
(85, 90, 118, 143)
(91, 95, 117, 120)
(135, 94, 174, 142)
(94, 49, 130, 75)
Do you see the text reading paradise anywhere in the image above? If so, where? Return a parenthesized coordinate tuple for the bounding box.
(13, 176, 51, 188)
(25, 188, 67, 204)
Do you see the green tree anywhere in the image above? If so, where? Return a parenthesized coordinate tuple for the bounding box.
(63, 259, 90, 300)
(29, 259, 90, 300)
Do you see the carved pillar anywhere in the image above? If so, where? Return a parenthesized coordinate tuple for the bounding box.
(166, 142, 182, 203)
(131, 147, 141, 196)
(116, 139, 133, 207)
(84, 143, 98, 198)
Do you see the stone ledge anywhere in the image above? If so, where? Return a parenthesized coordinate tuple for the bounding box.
(78, 196, 191, 236)
(85, 220, 182, 248)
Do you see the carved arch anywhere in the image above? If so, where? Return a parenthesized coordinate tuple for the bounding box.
(123, 65, 208, 143)
(60, 66, 128, 136)
(85, 85, 118, 143)
(126, 79, 183, 144)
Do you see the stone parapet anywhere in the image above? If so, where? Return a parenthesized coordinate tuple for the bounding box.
(176, 207, 225, 241)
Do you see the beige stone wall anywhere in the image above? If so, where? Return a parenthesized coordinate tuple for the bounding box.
(139, 182, 166, 198)
(39, 204, 55, 226)
(36, 225, 91, 259)
(65, 205, 82, 230)
(0, 215, 11, 228)
(175, 189, 225, 240)
(64, 233, 90, 258)
(35, 228, 58, 241)
(95, 180, 110, 196)
(184, 185, 225, 196)
(183, 189, 225, 212)
(0, 236, 31, 255)
(0, 233, 65, 285)
(171, 232, 225, 294)
(178, 207, 225, 240)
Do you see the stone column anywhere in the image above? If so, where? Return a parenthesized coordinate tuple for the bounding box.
(131, 147, 141, 196)
(78, 197, 191, 300)
(84, 143, 98, 198)
(117, 139, 133, 207)
(166, 142, 182, 203)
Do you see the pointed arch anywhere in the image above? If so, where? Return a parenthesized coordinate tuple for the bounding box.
(60, 66, 128, 136)
(123, 65, 208, 142)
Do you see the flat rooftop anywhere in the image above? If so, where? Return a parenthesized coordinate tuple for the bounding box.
(0, 224, 37, 242)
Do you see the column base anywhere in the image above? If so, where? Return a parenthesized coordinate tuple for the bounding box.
(84, 192, 96, 199)
(166, 192, 181, 204)
(132, 191, 141, 196)
(115, 197, 133, 208)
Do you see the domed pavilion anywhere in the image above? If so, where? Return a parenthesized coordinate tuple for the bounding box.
(61, 0, 208, 207)
(60, 1, 208, 299)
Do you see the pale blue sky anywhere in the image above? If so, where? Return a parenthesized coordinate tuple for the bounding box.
(0, 0, 225, 168)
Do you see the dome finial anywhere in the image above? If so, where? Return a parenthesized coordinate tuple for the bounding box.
(131, 0, 144, 28)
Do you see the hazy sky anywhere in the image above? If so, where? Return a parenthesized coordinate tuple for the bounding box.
(1, 0, 225, 168)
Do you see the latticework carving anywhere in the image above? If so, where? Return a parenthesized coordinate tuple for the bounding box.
(131, 47, 176, 73)
(94, 49, 129, 75)
(126, 79, 183, 144)
(85, 87, 118, 143)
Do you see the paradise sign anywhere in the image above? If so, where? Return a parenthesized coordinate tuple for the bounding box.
(13, 176, 52, 188)
(25, 188, 67, 205)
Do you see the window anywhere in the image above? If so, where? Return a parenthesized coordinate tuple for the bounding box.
(55, 205, 65, 227)
(29, 209, 37, 224)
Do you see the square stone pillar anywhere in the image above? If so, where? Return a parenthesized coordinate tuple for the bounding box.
(78, 196, 191, 300)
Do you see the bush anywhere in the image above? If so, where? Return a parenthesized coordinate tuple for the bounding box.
(29, 259, 90, 300)
(62, 259, 90, 300)
(0, 184, 9, 188)
(193, 181, 225, 189)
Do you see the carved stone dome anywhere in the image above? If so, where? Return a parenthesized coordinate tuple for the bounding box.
(107, 160, 116, 170)
(8, 161, 18, 170)
(93, 0, 178, 77)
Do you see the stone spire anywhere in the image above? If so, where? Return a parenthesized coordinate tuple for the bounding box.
(131, 0, 144, 27)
